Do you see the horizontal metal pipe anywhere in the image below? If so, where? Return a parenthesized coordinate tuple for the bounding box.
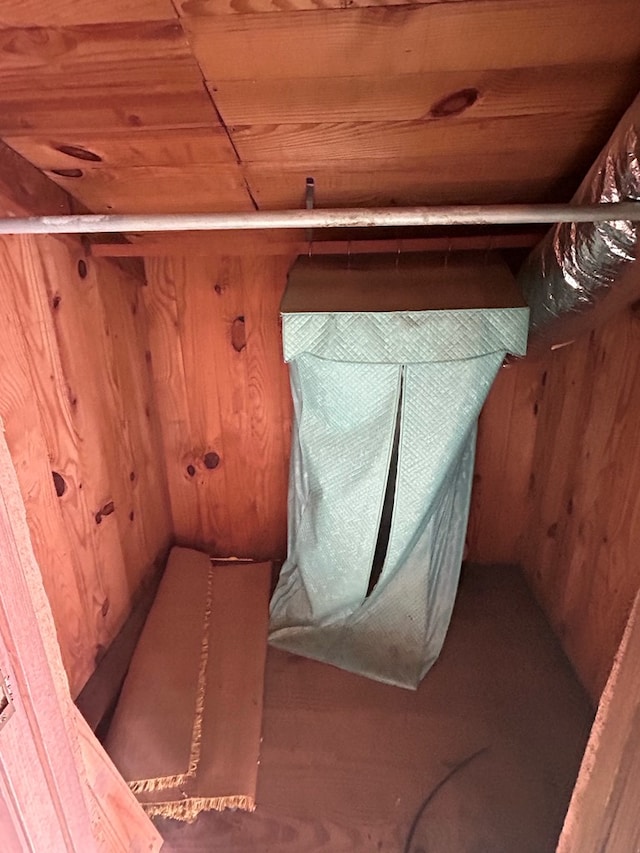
(0, 203, 639, 235)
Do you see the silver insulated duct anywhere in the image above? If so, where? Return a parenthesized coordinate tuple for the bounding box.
(519, 95, 640, 352)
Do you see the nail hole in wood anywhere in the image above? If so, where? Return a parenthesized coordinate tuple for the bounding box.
(51, 168, 84, 178)
(186, 464, 196, 477)
(129, 471, 135, 482)
(203, 452, 220, 470)
(77, 259, 88, 279)
(231, 316, 246, 352)
(55, 144, 102, 162)
(51, 293, 61, 309)
(429, 88, 479, 119)
(129, 510, 134, 521)
(95, 511, 102, 525)
(52, 471, 66, 497)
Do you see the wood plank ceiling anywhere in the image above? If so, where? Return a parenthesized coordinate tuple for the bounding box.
(0, 0, 638, 216)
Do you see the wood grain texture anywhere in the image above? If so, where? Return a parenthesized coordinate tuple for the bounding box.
(0, 19, 219, 136)
(0, 234, 171, 697)
(144, 244, 293, 559)
(242, 161, 594, 209)
(176, 0, 499, 13)
(230, 111, 621, 166)
(185, 3, 640, 81)
(520, 306, 640, 702)
(212, 64, 639, 125)
(0, 436, 101, 852)
(0, 0, 175, 26)
(0, 2, 636, 219)
(6, 128, 239, 170)
(470, 285, 640, 703)
(466, 360, 544, 565)
(557, 589, 640, 853)
(38, 165, 254, 214)
(0, 87, 215, 136)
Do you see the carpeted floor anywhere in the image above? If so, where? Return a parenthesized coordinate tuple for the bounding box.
(156, 564, 594, 852)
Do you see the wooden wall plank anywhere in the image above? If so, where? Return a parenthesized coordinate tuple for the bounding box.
(0, 234, 171, 697)
(143, 257, 209, 544)
(523, 308, 640, 701)
(92, 261, 173, 585)
(466, 360, 543, 565)
(144, 243, 294, 559)
(184, 2, 640, 81)
(15, 238, 133, 655)
(0, 237, 93, 688)
(233, 255, 293, 558)
(472, 278, 640, 704)
(0, 414, 162, 851)
(0, 429, 102, 852)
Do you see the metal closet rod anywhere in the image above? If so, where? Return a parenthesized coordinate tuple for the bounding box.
(1, 203, 639, 235)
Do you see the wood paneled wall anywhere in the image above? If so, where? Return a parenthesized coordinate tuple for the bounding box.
(522, 307, 640, 702)
(0, 234, 171, 697)
(468, 300, 640, 703)
(143, 247, 294, 560)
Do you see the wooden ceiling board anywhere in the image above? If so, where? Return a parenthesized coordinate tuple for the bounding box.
(230, 110, 622, 166)
(5, 128, 239, 171)
(175, 0, 473, 13)
(0, 0, 176, 26)
(0, 2, 637, 218)
(183, 2, 640, 81)
(243, 164, 584, 209)
(211, 65, 640, 125)
(0, 87, 216, 135)
(41, 165, 255, 214)
(0, 22, 199, 76)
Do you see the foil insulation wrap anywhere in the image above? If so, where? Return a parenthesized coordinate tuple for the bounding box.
(519, 102, 640, 333)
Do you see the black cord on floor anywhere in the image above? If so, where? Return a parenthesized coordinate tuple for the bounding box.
(403, 746, 489, 853)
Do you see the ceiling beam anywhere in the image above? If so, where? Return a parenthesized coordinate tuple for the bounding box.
(89, 232, 543, 258)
